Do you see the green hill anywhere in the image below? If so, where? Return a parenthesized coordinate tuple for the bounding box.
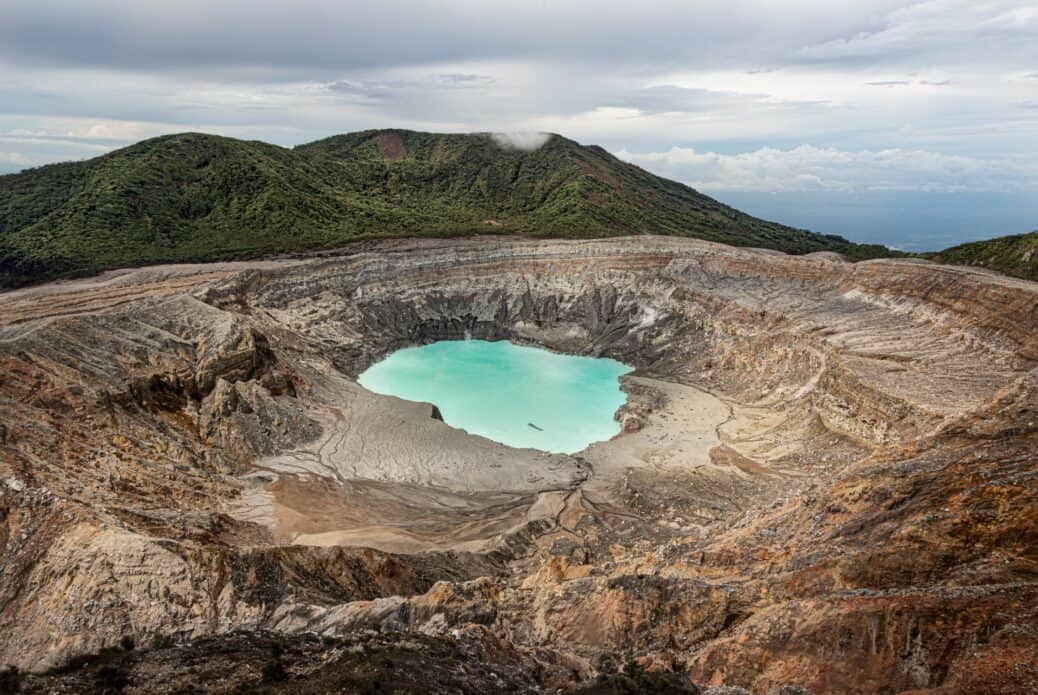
(931, 231, 1038, 283)
(0, 130, 892, 287)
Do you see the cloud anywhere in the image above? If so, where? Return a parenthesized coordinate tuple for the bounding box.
(327, 73, 496, 100)
(617, 144, 1038, 193)
(491, 132, 551, 151)
(608, 84, 799, 114)
(0, 134, 113, 150)
(6, 128, 51, 137)
(0, 118, 184, 172)
(0, 1, 903, 75)
(74, 122, 151, 140)
(0, 151, 30, 166)
(797, 0, 1038, 66)
(2, 119, 191, 146)
(866, 78, 952, 87)
(434, 73, 496, 87)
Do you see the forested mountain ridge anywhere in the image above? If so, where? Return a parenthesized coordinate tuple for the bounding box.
(0, 129, 893, 287)
(931, 230, 1038, 282)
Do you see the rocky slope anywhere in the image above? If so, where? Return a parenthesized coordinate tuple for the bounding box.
(1, 237, 1035, 693)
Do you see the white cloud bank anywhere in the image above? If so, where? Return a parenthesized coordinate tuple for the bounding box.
(491, 132, 551, 151)
(617, 145, 1038, 193)
(0, 151, 30, 166)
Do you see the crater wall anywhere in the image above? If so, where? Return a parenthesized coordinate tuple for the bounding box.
(1, 237, 1035, 692)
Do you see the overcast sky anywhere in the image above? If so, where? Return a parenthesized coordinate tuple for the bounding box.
(1, 0, 1036, 249)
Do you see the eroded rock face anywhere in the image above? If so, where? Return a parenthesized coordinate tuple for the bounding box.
(1, 237, 1036, 693)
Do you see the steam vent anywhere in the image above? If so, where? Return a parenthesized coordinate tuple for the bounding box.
(1, 236, 1037, 693)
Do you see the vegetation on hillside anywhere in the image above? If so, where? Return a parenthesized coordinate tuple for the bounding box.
(0, 130, 893, 287)
(931, 230, 1038, 282)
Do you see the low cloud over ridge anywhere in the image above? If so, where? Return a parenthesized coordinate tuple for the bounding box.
(491, 132, 551, 151)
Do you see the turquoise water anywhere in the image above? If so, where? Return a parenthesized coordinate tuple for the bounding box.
(357, 340, 633, 454)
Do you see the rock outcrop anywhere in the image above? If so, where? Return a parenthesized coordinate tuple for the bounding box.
(1, 237, 1035, 693)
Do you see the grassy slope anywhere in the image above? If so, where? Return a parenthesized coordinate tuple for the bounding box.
(0, 130, 892, 287)
(931, 231, 1038, 282)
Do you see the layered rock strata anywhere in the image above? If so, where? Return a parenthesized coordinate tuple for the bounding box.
(1, 237, 1035, 693)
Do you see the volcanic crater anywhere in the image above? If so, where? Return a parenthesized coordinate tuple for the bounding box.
(1, 236, 1036, 693)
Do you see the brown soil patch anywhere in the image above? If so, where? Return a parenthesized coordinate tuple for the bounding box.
(709, 444, 787, 476)
(376, 131, 406, 160)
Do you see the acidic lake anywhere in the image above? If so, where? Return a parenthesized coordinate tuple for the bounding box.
(357, 340, 633, 454)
